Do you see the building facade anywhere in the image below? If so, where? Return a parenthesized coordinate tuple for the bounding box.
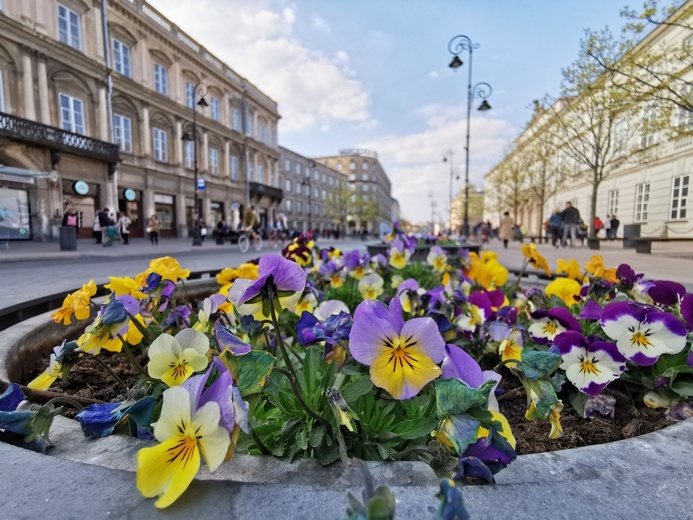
(483, 1, 693, 240)
(0, 0, 280, 241)
(315, 149, 394, 235)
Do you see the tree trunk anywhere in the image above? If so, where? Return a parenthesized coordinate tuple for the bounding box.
(590, 181, 599, 238)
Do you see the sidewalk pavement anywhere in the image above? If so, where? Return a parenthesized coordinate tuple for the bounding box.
(0, 236, 366, 264)
(485, 238, 693, 291)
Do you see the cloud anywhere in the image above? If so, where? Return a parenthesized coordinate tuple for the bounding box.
(147, 0, 370, 133)
(358, 104, 515, 224)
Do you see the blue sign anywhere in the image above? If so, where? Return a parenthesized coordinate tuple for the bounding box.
(73, 181, 89, 195)
(196, 178, 206, 190)
(123, 188, 136, 201)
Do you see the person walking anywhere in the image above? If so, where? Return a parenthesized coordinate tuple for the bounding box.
(594, 216, 604, 237)
(561, 201, 581, 247)
(604, 215, 612, 239)
(148, 214, 160, 245)
(610, 215, 620, 240)
(498, 211, 514, 249)
(97, 208, 112, 245)
(548, 208, 563, 249)
(117, 211, 131, 245)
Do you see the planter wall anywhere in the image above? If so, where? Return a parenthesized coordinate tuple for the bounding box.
(367, 242, 481, 263)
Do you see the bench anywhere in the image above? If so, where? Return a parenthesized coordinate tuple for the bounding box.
(526, 235, 549, 244)
(634, 237, 693, 254)
(0, 241, 8, 250)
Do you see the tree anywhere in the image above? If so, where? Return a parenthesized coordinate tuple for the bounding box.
(543, 32, 652, 237)
(497, 146, 531, 226)
(324, 184, 350, 237)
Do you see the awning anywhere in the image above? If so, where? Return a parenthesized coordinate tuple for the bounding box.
(0, 165, 56, 185)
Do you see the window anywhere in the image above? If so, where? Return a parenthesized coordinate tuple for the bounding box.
(295, 182, 301, 194)
(671, 175, 689, 220)
(349, 162, 356, 171)
(362, 184, 368, 192)
(314, 187, 319, 198)
(184, 141, 195, 169)
(361, 173, 368, 181)
(297, 201, 302, 214)
(113, 39, 131, 77)
(258, 164, 264, 183)
(362, 162, 369, 170)
(641, 105, 657, 147)
(59, 93, 84, 134)
(314, 169, 319, 181)
(372, 164, 377, 172)
(322, 189, 326, 200)
(232, 108, 241, 131)
(296, 163, 301, 175)
(306, 203, 310, 215)
(608, 189, 619, 217)
(155, 64, 168, 96)
(329, 177, 333, 186)
(337, 163, 343, 171)
(285, 179, 292, 191)
(210, 97, 220, 122)
(247, 162, 254, 182)
(635, 183, 650, 222)
(246, 113, 254, 137)
(259, 122, 266, 143)
(185, 82, 195, 108)
(152, 128, 168, 162)
(372, 185, 377, 192)
(304, 185, 309, 196)
(58, 4, 81, 50)
(209, 148, 219, 175)
(322, 173, 327, 183)
(230, 156, 239, 180)
(349, 174, 356, 181)
(285, 199, 292, 213)
(113, 114, 132, 153)
(362, 194, 368, 202)
(305, 167, 311, 178)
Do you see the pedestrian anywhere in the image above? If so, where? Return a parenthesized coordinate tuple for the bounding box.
(594, 216, 604, 237)
(97, 208, 113, 245)
(561, 201, 580, 247)
(498, 211, 514, 249)
(93, 213, 101, 244)
(62, 208, 79, 229)
(548, 208, 563, 249)
(610, 215, 620, 239)
(117, 211, 131, 245)
(604, 215, 611, 239)
(148, 214, 160, 245)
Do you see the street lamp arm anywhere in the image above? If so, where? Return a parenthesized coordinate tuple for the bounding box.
(448, 34, 477, 55)
(471, 82, 493, 100)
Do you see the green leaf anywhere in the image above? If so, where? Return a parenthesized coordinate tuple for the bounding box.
(316, 442, 341, 465)
(376, 443, 396, 461)
(219, 349, 276, 397)
(296, 427, 308, 451)
(366, 487, 396, 520)
(302, 347, 320, 395)
(340, 364, 367, 377)
(521, 349, 562, 380)
(435, 378, 491, 418)
(391, 418, 438, 440)
(569, 391, 587, 418)
(437, 413, 480, 454)
(309, 425, 325, 448)
(670, 381, 693, 397)
(341, 375, 374, 404)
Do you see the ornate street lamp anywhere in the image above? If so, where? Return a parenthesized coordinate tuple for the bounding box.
(442, 148, 461, 234)
(448, 34, 493, 237)
(182, 83, 208, 246)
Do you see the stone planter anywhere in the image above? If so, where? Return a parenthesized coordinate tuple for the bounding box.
(0, 279, 691, 518)
(588, 237, 601, 250)
(367, 242, 482, 263)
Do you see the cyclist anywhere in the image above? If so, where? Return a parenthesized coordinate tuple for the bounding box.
(242, 205, 260, 239)
(270, 213, 287, 249)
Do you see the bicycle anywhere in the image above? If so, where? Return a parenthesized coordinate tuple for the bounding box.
(238, 229, 263, 253)
(270, 228, 289, 249)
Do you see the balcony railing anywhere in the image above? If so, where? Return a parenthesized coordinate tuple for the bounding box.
(249, 182, 283, 201)
(0, 112, 120, 163)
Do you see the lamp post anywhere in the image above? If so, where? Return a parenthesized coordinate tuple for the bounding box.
(182, 83, 208, 246)
(448, 35, 492, 237)
(301, 167, 313, 232)
(442, 148, 461, 234)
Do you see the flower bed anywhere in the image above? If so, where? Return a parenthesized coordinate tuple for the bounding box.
(0, 236, 691, 517)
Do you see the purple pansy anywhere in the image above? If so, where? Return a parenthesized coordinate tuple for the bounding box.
(579, 299, 603, 321)
(296, 310, 352, 346)
(528, 307, 581, 345)
(681, 294, 693, 331)
(214, 321, 251, 355)
(600, 301, 687, 366)
(646, 280, 686, 307)
(553, 331, 626, 395)
(350, 297, 445, 400)
(457, 292, 493, 333)
(238, 255, 307, 305)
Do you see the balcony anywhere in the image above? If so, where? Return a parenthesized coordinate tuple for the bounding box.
(0, 112, 120, 164)
(249, 182, 283, 201)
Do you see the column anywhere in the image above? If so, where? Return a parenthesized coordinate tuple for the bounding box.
(37, 56, 50, 125)
(141, 104, 151, 157)
(21, 51, 36, 121)
(171, 59, 182, 104)
(174, 120, 183, 165)
(98, 85, 109, 141)
(223, 140, 230, 179)
(143, 188, 155, 226)
(175, 192, 188, 238)
(138, 32, 148, 87)
(202, 131, 209, 172)
(202, 197, 211, 227)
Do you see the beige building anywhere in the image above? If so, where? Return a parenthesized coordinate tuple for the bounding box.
(484, 1, 693, 240)
(0, 0, 280, 241)
(315, 149, 394, 236)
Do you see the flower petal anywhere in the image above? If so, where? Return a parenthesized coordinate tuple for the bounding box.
(400, 318, 446, 364)
(370, 348, 441, 400)
(148, 352, 179, 381)
(175, 328, 209, 355)
(148, 334, 181, 359)
(153, 386, 193, 442)
(193, 401, 231, 471)
(350, 301, 399, 365)
(441, 344, 483, 388)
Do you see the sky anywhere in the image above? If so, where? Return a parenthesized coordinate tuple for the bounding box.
(148, 0, 629, 224)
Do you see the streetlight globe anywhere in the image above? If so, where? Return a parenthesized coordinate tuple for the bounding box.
(478, 99, 492, 111)
(197, 96, 209, 108)
(449, 55, 463, 69)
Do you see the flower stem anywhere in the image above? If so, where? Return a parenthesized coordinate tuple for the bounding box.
(117, 335, 148, 377)
(267, 293, 296, 376)
(272, 367, 333, 437)
(91, 355, 129, 392)
(250, 427, 271, 456)
(512, 259, 529, 293)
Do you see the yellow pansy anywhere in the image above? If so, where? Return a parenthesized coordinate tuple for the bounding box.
(147, 257, 190, 283)
(137, 386, 230, 508)
(293, 293, 318, 316)
(51, 280, 97, 325)
(147, 329, 209, 387)
(358, 273, 384, 300)
(389, 247, 411, 270)
(545, 278, 582, 307)
(521, 244, 551, 276)
(104, 276, 147, 299)
(556, 259, 585, 282)
(27, 352, 62, 390)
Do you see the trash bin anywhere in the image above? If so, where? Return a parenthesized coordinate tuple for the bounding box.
(59, 226, 77, 251)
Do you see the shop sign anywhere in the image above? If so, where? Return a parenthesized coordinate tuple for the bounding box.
(196, 178, 206, 190)
(73, 181, 89, 195)
(124, 188, 136, 201)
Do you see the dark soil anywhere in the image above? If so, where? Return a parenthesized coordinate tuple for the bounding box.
(22, 350, 675, 455)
